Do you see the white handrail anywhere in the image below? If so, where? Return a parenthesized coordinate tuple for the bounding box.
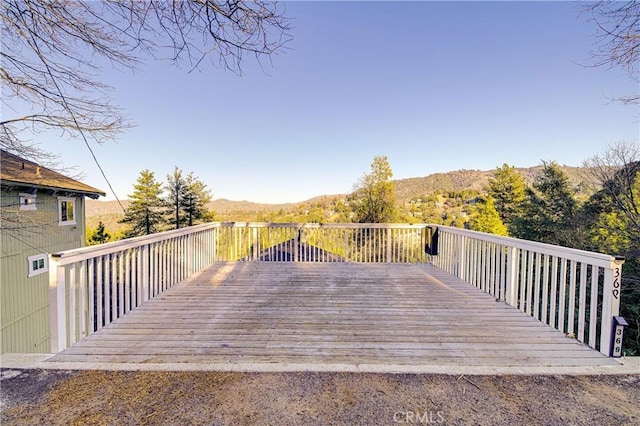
(48, 224, 219, 352)
(430, 225, 624, 356)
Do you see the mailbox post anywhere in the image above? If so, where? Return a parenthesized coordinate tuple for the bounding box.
(612, 316, 628, 358)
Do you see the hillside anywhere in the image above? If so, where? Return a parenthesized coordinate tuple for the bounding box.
(393, 165, 590, 203)
(86, 164, 592, 228)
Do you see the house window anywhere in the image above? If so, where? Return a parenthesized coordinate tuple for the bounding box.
(58, 197, 76, 225)
(19, 193, 37, 211)
(27, 254, 48, 277)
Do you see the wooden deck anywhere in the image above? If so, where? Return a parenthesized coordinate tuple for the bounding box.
(49, 262, 618, 367)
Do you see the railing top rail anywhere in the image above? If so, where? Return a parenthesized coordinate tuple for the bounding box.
(50, 222, 428, 265)
(214, 222, 428, 230)
(50, 220, 622, 269)
(51, 223, 220, 265)
(433, 224, 624, 268)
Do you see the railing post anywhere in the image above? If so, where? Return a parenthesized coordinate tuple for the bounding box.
(386, 228, 392, 263)
(600, 257, 625, 356)
(48, 255, 67, 352)
(504, 246, 518, 306)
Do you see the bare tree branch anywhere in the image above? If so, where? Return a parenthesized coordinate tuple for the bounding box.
(1, 0, 292, 158)
(582, 1, 640, 105)
(583, 141, 640, 234)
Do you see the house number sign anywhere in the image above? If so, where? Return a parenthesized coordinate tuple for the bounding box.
(612, 266, 621, 299)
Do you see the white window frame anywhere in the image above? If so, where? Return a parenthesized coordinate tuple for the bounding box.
(19, 193, 37, 211)
(58, 196, 77, 226)
(27, 254, 49, 277)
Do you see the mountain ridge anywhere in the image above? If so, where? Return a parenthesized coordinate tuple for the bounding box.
(87, 164, 590, 218)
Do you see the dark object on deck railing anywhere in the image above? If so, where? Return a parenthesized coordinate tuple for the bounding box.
(425, 226, 438, 256)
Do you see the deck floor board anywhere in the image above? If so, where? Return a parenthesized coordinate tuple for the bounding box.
(49, 262, 618, 367)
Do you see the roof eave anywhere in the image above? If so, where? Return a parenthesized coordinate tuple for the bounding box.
(0, 179, 106, 198)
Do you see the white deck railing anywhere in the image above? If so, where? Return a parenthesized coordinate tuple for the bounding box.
(215, 222, 428, 263)
(48, 222, 427, 351)
(430, 225, 625, 356)
(48, 223, 219, 352)
(49, 222, 623, 356)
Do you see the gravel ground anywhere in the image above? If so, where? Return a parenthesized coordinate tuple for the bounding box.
(1, 369, 640, 425)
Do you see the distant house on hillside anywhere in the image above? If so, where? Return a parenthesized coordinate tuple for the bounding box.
(0, 150, 105, 353)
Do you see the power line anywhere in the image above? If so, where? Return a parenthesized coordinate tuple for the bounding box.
(26, 30, 127, 214)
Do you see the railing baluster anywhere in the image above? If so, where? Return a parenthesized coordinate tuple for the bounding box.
(111, 253, 118, 323)
(79, 260, 87, 339)
(550, 257, 559, 328)
(96, 258, 103, 331)
(541, 255, 550, 324)
(577, 262, 588, 343)
(568, 260, 577, 336)
(589, 265, 599, 348)
(103, 255, 111, 324)
(88, 259, 95, 332)
(118, 252, 125, 317)
(533, 253, 542, 320)
(558, 258, 567, 333)
(68, 263, 76, 344)
(525, 251, 534, 315)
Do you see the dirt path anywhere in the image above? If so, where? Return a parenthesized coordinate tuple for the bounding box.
(1, 369, 639, 425)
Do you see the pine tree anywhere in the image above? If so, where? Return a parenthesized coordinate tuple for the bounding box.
(165, 167, 212, 228)
(181, 172, 213, 227)
(511, 162, 577, 246)
(120, 170, 166, 237)
(487, 163, 526, 231)
(166, 166, 188, 229)
(87, 221, 111, 245)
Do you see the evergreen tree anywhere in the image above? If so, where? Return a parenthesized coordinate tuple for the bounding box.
(87, 221, 111, 245)
(181, 172, 213, 227)
(120, 169, 166, 237)
(469, 196, 508, 236)
(487, 163, 526, 231)
(350, 156, 397, 223)
(511, 162, 578, 246)
(166, 166, 188, 229)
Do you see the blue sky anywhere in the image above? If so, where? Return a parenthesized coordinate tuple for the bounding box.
(34, 1, 638, 204)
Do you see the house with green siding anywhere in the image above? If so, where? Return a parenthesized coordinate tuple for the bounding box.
(1, 150, 104, 353)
